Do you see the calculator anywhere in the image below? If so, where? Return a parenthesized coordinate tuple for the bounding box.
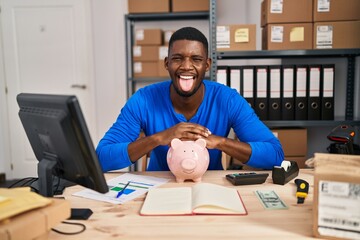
(226, 172, 269, 185)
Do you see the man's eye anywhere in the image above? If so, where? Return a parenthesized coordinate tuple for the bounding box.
(193, 58, 203, 62)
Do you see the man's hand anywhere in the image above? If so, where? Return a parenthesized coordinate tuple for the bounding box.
(156, 122, 211, 146)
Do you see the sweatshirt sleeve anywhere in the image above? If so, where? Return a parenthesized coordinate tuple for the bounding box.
(229, 92, 284, 169)
(96, 91, 145, 172)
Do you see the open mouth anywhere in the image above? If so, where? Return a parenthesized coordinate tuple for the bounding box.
(178, 74, 196, 92)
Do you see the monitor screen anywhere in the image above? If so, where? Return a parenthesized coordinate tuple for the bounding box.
(17, 93, 108, 197)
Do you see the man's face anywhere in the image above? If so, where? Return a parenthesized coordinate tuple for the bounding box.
(165, 40, 211, 97)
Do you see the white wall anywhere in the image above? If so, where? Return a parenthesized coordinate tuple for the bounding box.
(91, 0, 128, 143)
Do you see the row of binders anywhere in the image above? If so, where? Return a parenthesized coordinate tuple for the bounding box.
(217, 64, 335, 121)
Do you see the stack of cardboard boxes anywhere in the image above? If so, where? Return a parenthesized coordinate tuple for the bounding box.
(313, 0, 360, 49)
(133, 29, 169, 78)
(261, 0, 313, 50)
(261, 0, 360, 50)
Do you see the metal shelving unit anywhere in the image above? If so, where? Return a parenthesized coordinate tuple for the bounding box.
(217, 48, 360, 125)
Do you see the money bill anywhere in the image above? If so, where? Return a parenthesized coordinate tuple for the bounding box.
(255, 190, 288, 210)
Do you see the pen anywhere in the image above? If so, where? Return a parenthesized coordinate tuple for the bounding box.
(116, 181, 131, 198)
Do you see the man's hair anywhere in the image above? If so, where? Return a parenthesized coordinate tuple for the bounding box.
(168, 27, 208, 56)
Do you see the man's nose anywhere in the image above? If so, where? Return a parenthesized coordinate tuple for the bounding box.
(181, 58, 193, 69)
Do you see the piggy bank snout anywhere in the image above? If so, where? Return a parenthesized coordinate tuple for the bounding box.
(181, 159, 197, 171)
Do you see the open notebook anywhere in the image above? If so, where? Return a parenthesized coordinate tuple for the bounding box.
(140, 183, 247, 216)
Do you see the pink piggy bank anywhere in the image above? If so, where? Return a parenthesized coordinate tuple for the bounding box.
(167, 138, 210, 183)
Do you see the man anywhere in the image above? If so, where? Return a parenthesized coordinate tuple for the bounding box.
(96, 27, 284, 171)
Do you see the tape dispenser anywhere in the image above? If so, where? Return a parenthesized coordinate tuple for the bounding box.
(272, 160, 299, 185)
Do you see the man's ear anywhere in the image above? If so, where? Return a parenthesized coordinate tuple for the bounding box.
(164, 57, 169, 70)
(205, 57, 212, 72)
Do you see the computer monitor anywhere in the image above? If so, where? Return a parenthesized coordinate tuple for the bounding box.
(17, 93, 108, 197)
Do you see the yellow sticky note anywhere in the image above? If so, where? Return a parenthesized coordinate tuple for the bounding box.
(234, 28, 249, 43)
(290, 27, 304, 42)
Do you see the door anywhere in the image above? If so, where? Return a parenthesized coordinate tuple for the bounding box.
(1, 0, 96, 178)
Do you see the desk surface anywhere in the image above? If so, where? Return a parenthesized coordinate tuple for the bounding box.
(49, 170, 320, 240)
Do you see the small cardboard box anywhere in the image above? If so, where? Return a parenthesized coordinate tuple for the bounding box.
(271, 128, 308, 157)
(163, 30, 174, 45)
(217, 24, 257, 51)
(135, 29, 163, 46)
(262, 23, 313, 50)
(261, 0, 313, 27)
(314, 21, 360, 49)
(158, 46, 169, 77)
(133, 61, 158, 78)
(313, 153, 360, 240)
(0, 199, 70, 240)
(133, 46, 159, 62)
(158, 61, 169, 78)
(171, 0, 209, 12)
(128, 0, 170, 13)
(313, 0, 360, 22)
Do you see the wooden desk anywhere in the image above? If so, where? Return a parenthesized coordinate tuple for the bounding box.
(49, 170, 320, 239)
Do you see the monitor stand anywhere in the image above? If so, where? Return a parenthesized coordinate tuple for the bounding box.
(35, 158, 93, 220)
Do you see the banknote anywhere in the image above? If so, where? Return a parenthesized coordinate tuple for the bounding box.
(255, 190, 288, 210)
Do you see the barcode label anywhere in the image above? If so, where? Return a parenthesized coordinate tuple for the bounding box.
(318, 181, 360, 239)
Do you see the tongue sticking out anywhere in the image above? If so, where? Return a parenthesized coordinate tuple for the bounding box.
(179, 76, 194, 92)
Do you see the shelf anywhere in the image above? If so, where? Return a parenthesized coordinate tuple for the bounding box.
(125, 12, 209, 21)
(264, 120, 360, 128)
(217, 48, 360, 60)
(128, 77, 169, 83)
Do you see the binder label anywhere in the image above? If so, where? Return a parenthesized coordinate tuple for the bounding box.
(323, 68, 334, 97)
(230, 69, 241, 94)
(243, 69, 254, 98)
(283, 68, 294, 98)
(270, 69, 280, 98)
(257, 69, 267, 98)
(310, 68, 320, 97)
(217, 69, 227, 86)
(296, 68, 307, 97)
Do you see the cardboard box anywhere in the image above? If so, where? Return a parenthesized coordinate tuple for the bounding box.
(217, 24, 257, 51)
(135, 29, 163, 46)
(314, 21, 360, 49)
(285, 156, 307, 168)
(313, 153, 360, 240)
(271, 128, 307, 157)
(158, 46, 169, 77)
(133, 46, 159, 61)
(163, 30, 174, 45)
(128, 0, 170, 13)
(0, 199, 70, 240)
(262, 23, 313, 50)
(158, 61, 169, 78)
(261, 0, 313, 27)
(134, 61, 158, 77)
(313, 0, 360, 22)
(172, 0, 209, 12)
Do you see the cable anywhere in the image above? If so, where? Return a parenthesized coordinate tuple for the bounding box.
(7, 177, 37, 188)
(51, 221, 86, 235)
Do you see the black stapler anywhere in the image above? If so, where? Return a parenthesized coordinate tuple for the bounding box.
(272, 160, 299, 185)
